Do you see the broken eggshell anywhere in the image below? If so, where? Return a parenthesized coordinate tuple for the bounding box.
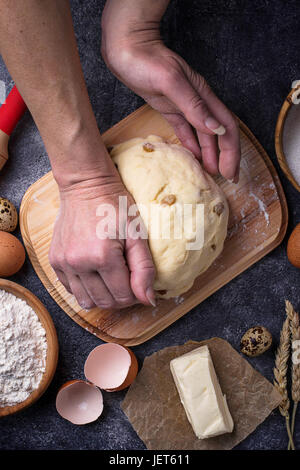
(56, 380, 103, 425)
(84, 343, 138, 392)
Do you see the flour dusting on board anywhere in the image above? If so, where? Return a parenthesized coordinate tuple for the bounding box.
(173, 296, 185, 305)
(33, 194, 44, 205)
(249, 191, 270, 226)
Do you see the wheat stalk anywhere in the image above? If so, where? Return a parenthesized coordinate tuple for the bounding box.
(274, 316, 291, 416)
(273, 314, 295, 449)
(286, 300, 300, 449)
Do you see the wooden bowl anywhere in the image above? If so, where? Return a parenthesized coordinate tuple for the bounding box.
(275, 84, 300, 192)
(0, 279, 58, 417)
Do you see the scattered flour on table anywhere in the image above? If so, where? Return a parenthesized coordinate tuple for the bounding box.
(0, 289, 47, 407)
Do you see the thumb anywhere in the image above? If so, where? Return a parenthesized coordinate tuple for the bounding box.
(125, 237, 156, 307)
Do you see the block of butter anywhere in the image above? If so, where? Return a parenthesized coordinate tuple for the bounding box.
(170, 345, 234, 439)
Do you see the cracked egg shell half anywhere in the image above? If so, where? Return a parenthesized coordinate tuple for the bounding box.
(56, 380, 103, 425)
(84, 343, 138, 392)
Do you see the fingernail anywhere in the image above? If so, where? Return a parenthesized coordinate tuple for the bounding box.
(227, 169, 239, 185)
(146, 287, 156, 307)
(228, 177, 239, 184)
(205, 117, 226, 135)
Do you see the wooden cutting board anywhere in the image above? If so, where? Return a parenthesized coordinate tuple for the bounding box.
(20, 105, 288, 346)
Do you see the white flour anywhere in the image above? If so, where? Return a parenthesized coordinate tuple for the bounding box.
(0, 289, 47, 407)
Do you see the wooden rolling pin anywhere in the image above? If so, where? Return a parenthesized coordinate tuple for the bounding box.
(0, 85, 26, 170)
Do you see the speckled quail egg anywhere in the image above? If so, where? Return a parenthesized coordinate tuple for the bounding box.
(0, 198, 18, 232)
(240, 326, 272, 357)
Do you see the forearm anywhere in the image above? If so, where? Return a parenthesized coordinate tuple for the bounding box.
(0, 0, 116, 188)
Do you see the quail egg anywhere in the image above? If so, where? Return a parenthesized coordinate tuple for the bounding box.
(240, 326, 272, 357)
(0, 198, 18, 232)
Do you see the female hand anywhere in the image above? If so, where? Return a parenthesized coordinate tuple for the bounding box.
(101, 2, 241, 182)
(49, 177, 156, 310)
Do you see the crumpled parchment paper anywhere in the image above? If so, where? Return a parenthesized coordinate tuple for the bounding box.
(121, 338, 281, 450)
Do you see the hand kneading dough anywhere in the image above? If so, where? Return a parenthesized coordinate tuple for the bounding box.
(110, 135, 229, 299)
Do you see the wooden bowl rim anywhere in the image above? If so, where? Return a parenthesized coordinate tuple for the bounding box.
(275, 84, 300, 193)
(0, 279, 58, 417)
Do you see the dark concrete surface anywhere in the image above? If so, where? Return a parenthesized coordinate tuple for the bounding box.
(0, 0, 300, 451)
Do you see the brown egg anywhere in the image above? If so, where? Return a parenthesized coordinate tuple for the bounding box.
(56, 380, 103, 425)
(287, 223, 300, 268)
(0, 198, 18, 232)
(84, 343, 138, 392)
(0, 231, 25, 276)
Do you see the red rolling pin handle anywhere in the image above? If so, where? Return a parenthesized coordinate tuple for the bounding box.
(0, 85, 27, 136)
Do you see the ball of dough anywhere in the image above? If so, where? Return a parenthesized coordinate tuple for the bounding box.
(110, 135, 229, 298)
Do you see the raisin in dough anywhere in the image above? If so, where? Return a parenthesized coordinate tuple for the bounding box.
(110, 135, 229, 299)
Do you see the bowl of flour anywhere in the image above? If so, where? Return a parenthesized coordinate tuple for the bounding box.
(0, 279, 58, 417)
(275, 83, 300, 193)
